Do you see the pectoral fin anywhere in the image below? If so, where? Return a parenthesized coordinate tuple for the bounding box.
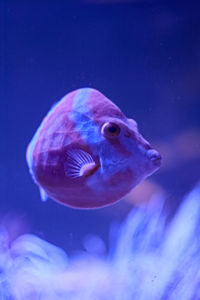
(65, 148, 99, 178)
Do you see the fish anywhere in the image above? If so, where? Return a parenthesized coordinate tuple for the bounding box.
(26, 88, 161, 209)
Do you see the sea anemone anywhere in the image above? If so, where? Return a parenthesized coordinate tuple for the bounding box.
(0, 183, 200, 299)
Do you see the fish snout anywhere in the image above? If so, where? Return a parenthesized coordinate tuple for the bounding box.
(135, 134, 151, 150)
(147, 149, 162, 167)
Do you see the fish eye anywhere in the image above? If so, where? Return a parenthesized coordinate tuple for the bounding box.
(101, 122, 121, 138)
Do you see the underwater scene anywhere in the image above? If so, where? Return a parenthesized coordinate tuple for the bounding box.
(1, 0, 200, 299)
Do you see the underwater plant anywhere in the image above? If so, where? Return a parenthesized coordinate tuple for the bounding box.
(0, 183, 200, 299)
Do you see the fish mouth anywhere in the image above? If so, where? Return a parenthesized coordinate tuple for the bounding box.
(147, 149, 162, 167)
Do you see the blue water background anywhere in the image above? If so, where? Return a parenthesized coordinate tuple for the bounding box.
(1, 0, 200, 253)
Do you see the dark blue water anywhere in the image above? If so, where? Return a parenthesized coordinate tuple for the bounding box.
(1, 0, 200, 261)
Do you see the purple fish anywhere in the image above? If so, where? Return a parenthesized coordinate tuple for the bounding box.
(26, 88, 161, 208)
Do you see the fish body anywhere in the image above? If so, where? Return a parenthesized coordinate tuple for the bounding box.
(26, 88, 161, 208)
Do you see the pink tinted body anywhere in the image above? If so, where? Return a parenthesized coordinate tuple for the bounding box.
(26, 88, 161, 208)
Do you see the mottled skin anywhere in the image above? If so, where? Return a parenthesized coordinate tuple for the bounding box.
(26, 88, 161, 208)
